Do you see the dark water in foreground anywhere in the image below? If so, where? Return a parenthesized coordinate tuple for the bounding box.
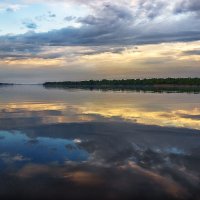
(0, 85, 199, 200)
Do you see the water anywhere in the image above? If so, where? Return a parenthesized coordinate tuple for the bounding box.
(0, 85, 199, 200)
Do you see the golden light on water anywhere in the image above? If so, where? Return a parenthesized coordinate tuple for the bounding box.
(1, 96, 200, 130)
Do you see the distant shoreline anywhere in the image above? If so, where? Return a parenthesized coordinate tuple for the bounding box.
(0, 83, 13, 86)
(43, 78, 200, 93)
(2, 78, 200, 93)
(43, 78, 200, 86)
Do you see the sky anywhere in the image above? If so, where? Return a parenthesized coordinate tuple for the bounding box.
(0, 0, 200, 83)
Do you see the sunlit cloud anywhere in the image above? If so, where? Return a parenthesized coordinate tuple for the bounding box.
(1, 58, 63, 67)
(0, 0, 200, 82)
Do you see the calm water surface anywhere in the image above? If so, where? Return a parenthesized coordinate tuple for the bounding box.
(0, 85, 199, 200)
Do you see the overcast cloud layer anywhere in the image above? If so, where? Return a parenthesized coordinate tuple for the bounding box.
(0, 0, 200, 83)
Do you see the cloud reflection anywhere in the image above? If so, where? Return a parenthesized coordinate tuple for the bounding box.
(0, 87, 199, 199)
(1, 92, 200, 129)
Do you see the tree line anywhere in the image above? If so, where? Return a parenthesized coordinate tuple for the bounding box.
(44, 78, 200, 86)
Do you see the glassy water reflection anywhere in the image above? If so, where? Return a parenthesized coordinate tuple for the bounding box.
(0, 85, 199, 200)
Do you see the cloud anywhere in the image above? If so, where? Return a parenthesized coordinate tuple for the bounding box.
(182, 49, 200, 55)
(48, 11, 56, 18)
(0, 153, 30, 163)
(1, 1, 199, 48)
(3, 4, 23, 12)
(64, 16, 76, 21)
(22, 20, 38, 29)
(35, 12, 56, 22)
(174, 0, 200, 14)
(137, 0, 167, 19)
(0, 0, 200, 83)
(6, 7, 15, 12)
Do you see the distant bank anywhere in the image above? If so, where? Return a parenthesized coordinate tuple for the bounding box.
(44, 78, 200, 86)
(0, 83, 13, 86)
(43, 78, 200, 93)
